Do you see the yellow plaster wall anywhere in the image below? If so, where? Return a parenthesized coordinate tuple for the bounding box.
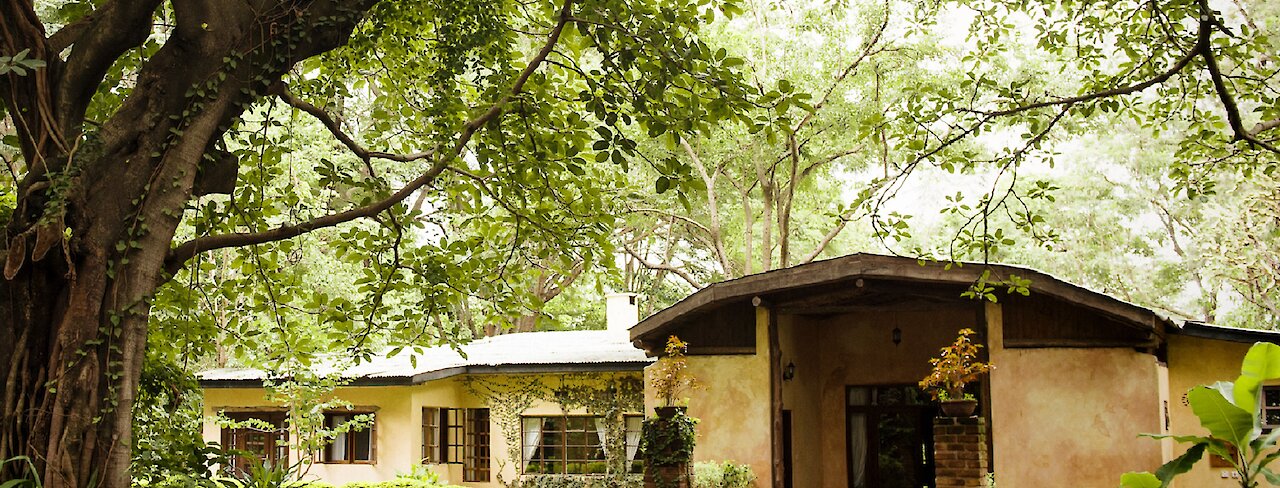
(805, 308, 976, 488)
(774, 306, 976, 488)
(1165, 335, 1255, 487)
(203, 373, 639, 487)
(646, 307, 773, 486)
(986, 303, 1165, 487)
(203, 385, 431, 485)
(778, 313, 822, 488)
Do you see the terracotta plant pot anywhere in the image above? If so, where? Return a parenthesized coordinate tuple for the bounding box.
(940, 399, 978, 417)
(655, 405, 687, 418)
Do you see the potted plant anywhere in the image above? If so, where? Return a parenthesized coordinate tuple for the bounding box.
(920, 328, 993, 417)
(642, 335, 700, 488)
(649, 335, 700, 416)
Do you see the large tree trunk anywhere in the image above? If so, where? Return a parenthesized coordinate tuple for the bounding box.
(0, 2, 375, 486)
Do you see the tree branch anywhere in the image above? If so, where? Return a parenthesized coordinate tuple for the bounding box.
(1252, 118, 1280, 136)
(628, 207, 712, 235)
(270, 82, 434, 163)
(977, 37, 1201, 118)
(679, 138, 733, 273)
(1197, 0, 1280, 154)
(54, 0, 165, 133)
(800, 210, 854, 265)
(165, 0, 577, 274)
(622, 243, 704, 289)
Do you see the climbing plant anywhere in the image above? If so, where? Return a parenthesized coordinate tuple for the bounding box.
(462, 373, 644, 486)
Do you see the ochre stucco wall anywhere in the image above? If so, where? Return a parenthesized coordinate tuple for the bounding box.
(1166, 335, 1255, 487)
(645, 307, 773, 486)
(204, 373, 639, 487)
(987, 301, 1165, 487)
(786, 308, 978, 488)
(204, 382, 470, 485)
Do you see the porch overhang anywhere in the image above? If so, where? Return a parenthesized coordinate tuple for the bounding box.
(630, 253, 1175, 352)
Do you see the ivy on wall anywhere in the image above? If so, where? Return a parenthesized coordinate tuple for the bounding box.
(461, 373, 644, 487)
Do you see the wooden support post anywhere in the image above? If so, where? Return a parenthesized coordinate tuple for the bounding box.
(765, 301, 785, 488)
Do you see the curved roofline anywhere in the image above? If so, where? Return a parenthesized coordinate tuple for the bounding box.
(630, 253, 1175, 342)
(1172, 321, 1280, 344)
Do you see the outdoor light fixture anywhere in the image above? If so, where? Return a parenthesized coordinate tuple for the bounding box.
(783, 361, 796, 381)
(892, 326, 902, 346)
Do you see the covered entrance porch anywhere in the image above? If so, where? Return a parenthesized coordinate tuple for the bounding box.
(631, 254, 1169, 488)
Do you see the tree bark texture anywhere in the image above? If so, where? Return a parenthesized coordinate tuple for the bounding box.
(0, 1, 376, 486)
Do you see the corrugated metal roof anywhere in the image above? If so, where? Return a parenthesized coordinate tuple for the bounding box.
(199, 329, 652, 385)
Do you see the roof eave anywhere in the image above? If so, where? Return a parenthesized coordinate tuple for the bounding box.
(199, 360, 651, 389)
(630, 253, 1173, 343)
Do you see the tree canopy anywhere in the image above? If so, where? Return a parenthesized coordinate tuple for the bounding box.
(0, 0, 1277, 486)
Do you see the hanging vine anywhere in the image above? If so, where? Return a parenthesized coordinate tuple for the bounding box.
(461, 372, 644, 488)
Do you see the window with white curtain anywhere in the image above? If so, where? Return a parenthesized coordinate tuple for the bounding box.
(320, 411, 375, 464)
(521, 416, 606, 474)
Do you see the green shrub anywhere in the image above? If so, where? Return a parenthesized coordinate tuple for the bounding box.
(507, 475, 643, 488)
(339, 480, 458, 488)
(584, 462, 608, 474)
(639, 411, 698, 467)
(691, 461, 756, 488)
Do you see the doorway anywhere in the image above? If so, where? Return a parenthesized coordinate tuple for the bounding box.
(846, 386, 936, 488)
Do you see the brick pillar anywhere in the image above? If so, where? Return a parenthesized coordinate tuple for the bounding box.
(933, 417, 990, 488)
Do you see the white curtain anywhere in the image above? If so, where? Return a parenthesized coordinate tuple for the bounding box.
(624, 416, 642, 462)
(521, 418, 543, 466)
(847, 388, 870, 488)
(848, 413, 867, 488)
(330, 415, 348, 461)
(594, 417, 609, 457)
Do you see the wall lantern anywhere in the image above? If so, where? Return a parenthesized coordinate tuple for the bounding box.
(892, 326, 902, 346)
(783, 361, 797, 381)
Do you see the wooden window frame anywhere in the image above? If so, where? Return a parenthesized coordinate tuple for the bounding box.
(1263, 385, 1280, 430)
(422, 407, 442, 464)
(443, 408, 465, 464)
(521, 415, 607, 475)
(219, 411, 289, 476)
(464, 408, 491, 482)
(318, 411, 376, 465)
(421, 406, 489, 482)
(623, 414, 644, 474)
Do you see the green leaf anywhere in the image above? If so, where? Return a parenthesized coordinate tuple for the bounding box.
(655, 176, 671, 194)
(1187, 384, 1257, 449)
(1118, 472, 1161, 488)
(1233, 342, 1280, 412)
(1154, 443, 1205, 485)
(1261, 467, 1280, 485)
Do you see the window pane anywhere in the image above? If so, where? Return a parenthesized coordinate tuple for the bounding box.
(353, 428, 372, 461)
(329, 431, 348, 461)
(848, 387, 871, 406)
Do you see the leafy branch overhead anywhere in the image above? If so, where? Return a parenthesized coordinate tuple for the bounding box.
(0, 0, 756, 484)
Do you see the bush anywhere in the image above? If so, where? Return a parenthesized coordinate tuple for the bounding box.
(585, 462, 608, 474)
(507, 474, 643, 488)
(338, 480, 461, 488)
(691, 462, 756, 488)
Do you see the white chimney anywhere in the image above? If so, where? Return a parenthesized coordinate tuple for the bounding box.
(606, 292, 639, 333)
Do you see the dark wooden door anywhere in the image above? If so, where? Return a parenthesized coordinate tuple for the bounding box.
(846, 386, 936, 488)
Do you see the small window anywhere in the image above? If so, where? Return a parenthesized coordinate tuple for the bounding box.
(522, 416, 607, 475)
(220, 411, 288, 477)
(464, 408, 491, 482)
(444, 408, 465, 463)
(624, 414, 644, 474)
(422, 406, 489, 481)
(1263, 385, 1280, 429)
(321, 411, 375, 464)
(422, 407, 441, 463)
